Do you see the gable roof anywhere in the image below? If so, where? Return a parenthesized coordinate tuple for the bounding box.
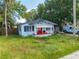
(29, 18, 57, 25)
(19, 18, 57, 25)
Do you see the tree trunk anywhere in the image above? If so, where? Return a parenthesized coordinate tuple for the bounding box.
(73, 0, 77, 35)
(5, 2, 8, 37)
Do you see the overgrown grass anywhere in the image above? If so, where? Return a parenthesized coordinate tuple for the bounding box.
(0, 34, 79, 59)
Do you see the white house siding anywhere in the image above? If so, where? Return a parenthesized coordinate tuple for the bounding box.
(18, 19, 57, 37)
(52, 25, 54, 34)
(18, 25, 22, 36)
(34, 23, 54, 36)
(34, 24, 37, 35)
(21, 24, 34, 37)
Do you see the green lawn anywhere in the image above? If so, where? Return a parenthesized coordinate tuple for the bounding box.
(0, 34, 79, 59)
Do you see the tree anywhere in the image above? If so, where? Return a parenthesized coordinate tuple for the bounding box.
(23, 9, 38, 20)
(4, 0, 11, 36)
(0, 0, 27, 36)
(77, 1, 79, 19)
(0, 0, 4, 22)
(13, 1, 27, 18)
(37, 4, 46, 18)
(37, 0, 79, 31)
(4, 0, 16, 36)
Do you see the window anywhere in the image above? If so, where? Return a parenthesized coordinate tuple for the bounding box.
(24, 26, 27, 32)
(24, 26, 31, 32)
(46, 28, 50, 31)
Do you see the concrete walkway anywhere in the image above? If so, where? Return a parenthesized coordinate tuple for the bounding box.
(59, 50, 79, 59)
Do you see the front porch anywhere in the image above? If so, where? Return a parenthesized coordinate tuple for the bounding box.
(34, 34, 52, 37)
(33, 25, 54, 37)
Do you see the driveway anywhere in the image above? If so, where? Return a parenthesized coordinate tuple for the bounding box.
(59, 50, 79, 59)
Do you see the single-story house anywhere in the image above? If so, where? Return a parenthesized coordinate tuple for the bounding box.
(18, 19, 58, 37)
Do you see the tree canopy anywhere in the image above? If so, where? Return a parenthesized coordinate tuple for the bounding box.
(37, 0, 79, 30)
(0, 0, 27, 35)
(0, 0, 27, 24)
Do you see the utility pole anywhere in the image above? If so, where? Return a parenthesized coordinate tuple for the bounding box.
(5, 1, 8, 37)
(73, 0, 76, 35)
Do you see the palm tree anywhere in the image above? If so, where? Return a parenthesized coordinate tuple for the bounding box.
(4, 0, 15, 37)
(4, 0, 8, 36)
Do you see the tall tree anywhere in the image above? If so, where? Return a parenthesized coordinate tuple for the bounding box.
(23, 9, 37, 20)
(77, 0, 79, 19)
(37, 4, 45, 18)
(37, 0, 78, 31)
(0, 0, 27, 36)
(4, 0, 16, 36)
(4, 0, 10, 36)
(37, 0, 79, 30)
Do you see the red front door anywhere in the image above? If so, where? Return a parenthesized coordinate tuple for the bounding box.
(37, 28, 42, 35)
(37, 27, 48, 35)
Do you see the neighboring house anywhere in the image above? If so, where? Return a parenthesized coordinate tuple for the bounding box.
(18, 19, 58, 37)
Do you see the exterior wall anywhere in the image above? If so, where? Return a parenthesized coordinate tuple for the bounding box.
(51, 25, 55, 34)
(18, 23, 55, 37)
(34, 23, 54, 35)
(21, 24, 34, 37)
(18, 25, 22, 36)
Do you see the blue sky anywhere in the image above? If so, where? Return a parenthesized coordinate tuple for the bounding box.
(17, 0, 45, 11)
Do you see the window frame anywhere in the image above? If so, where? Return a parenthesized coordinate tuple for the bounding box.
(24, 26, 31, 32)
(46, 27, 50, 31)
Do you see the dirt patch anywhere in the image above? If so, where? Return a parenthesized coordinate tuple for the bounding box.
(34, 38, 52, 44)
(35, 38, 47, 43)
